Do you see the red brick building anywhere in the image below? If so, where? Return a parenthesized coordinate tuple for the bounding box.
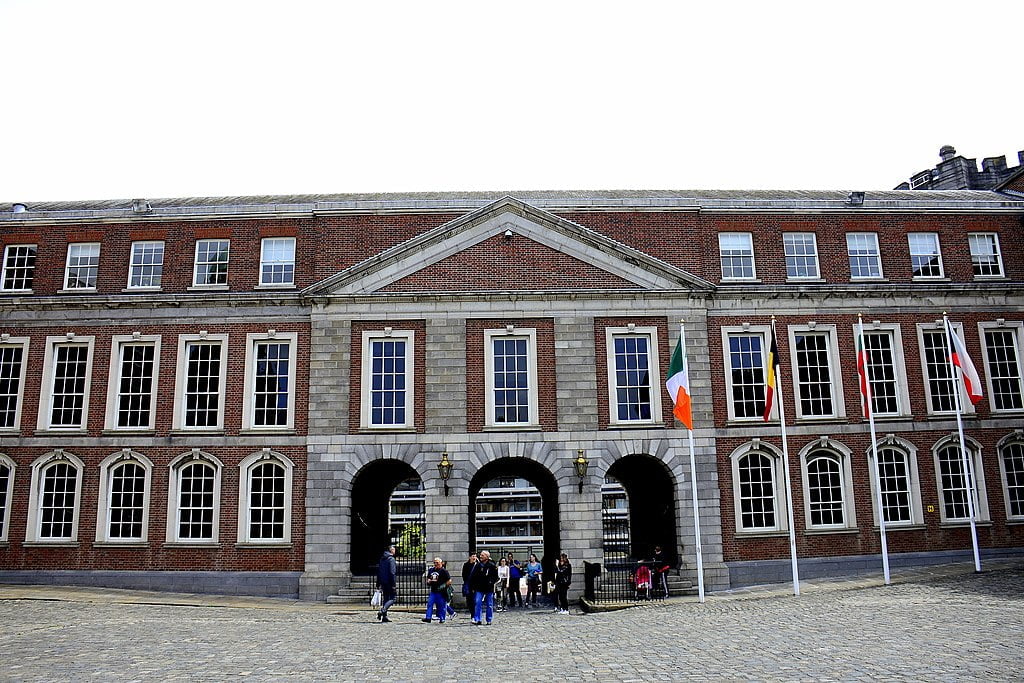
(1, 189, 1022, 599)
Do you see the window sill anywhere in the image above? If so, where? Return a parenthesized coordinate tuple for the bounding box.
(188, 284, 230, 292)
(870, 523, 925, 532)
(482, 425, 543, 432)
(0, 289, 33, 295)
(735, 530, 789, 539)
(33, 429, 88, 436)
(1006, 519, 1024, 526)
(357, 427, 417, 434)
(122, 287, 163, 293)
(168, 429, 225, 436)
(239, 428, 296, 435)
(793, 416, 847, 424)
(23, 541, 80, 548)
(58, 288, 97, 294)
(804, 527, 860, 536)
(939, 520, 992, 529)
(911, 277, 949, 282)
(235, 542, 292, 549)
(162, 542, 222, 549)
(785, 278, 825, 284)
(93, 541, 149, 548)
(102, 428, 157, 436)
(606, 422, 666, 430)
(254, 284, 296, 290)
(720, 278, 761, 284)
(972, 275, 1007, 281)
(924, 412, 976, 420)
(850, 277, 888, 283)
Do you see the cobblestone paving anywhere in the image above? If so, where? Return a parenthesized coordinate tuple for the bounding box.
(1, 564, 1023, 681)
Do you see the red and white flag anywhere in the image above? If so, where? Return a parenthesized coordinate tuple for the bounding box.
(947, 321, 983, 406)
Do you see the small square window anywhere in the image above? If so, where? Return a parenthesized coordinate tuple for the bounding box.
(719, 233, 756, 280)
(2, 244, 37, 291)
(260, 238, 295, 286)
(846, 233, 882, 279)
(783, 233, 819, 279)
(128, 241, 164, 289)
(908, 233, 944, 279)
(193, 240, 230, 287)
(64, 243, 100, 290)
(968, 233, 1003, 278)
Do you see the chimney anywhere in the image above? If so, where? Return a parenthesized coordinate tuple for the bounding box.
(939, 145, 957, 162)
(982, 156, 1007, 172)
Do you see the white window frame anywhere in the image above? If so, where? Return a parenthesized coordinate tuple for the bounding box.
(1, 243, 38, 292)
(908, 232, 944, 279)
(968, 232, 1004, 279)
(852, 322, 911, 418)
(166, 450, 222, 544)
(996, 432, 1024, 522)
(916, 321, 976, 416)
(605, 325, 664, 426)
(783, 232, 820, 280)
(126, 240, 165, 290)
(258, 237, 296, 288)
(36, 334, 96, 432)
(846, 232, 884, 280)
(242, 331, 298, 431)
(730, 441, 788, 534)
(0, 336, 30, 432)
(360, 329, 415, 430)
(799, 438, 857, 531)
(931, 435, 989, 524)
(63, 242, 101, 291)
(104, 334, 161, 431)
(24, 449, 84, 544)
(484, 327, 539, 428)
(0, 453, 15, 543)
(866, 436, 924, 527)
(172, 333, 229, 431)
(192, 238, 231, 289)
(95, 449, 153, 544)
(787, 324, 845, 420)
(721, 325, 771, 422)
(237, 450, 294, 545)
(979, 321, 1024, 414)
(718, 232, 757, 281)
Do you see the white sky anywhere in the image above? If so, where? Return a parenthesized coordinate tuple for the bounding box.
(2, 1, 1022, 203)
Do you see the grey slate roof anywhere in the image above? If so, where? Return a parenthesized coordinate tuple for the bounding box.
(3, 189, 1024, 222)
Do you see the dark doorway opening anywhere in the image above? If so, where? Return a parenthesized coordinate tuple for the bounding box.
(350, 459, 423, 576)
(606, 454, 678, 567)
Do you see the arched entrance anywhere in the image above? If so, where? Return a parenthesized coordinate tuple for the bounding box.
(605, 454, 678, 566)
(350, 459, 423, 576)
(469, 458, 559, 566)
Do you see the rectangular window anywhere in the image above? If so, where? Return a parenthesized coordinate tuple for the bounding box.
(783, 233, 819, 279)
(128, 241, 164, 289)
(790, 329, 839, 418)
(724, 330, 767, 420)
(846, 233, 882, 279)
(982, 325, 1024, 412)
(360, 331, 414, 429)
(260, 237, 295, 286)
(193, 239, 230, 287)
(969, 233, 1003, 278)
(253, 341, 290, 427)
(919, 324, 973, 415)
(2, 244, 37, 291)
(177, 462, 216, 540)
(606, 327, 662, 425)
(39, 462, 78, 539)
(248, 461, 286, 540)
(116, 343, 156, 428)
(859, 327, 911, 417)
(173, 335, 228, 431)
(50, 344, 90, 428)
(64, 243, 100, 290)
(0, 340, 28, 430)
(876, 448, 913, 524)
(108, 462, 146, 539)
(908, 233, 943, 278)
(718, 233, 756, 280)
(485, 329, 538, 427)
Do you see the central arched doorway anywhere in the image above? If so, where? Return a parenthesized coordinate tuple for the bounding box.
(469, 458, 559, 567)
(350, 459, 424, 577)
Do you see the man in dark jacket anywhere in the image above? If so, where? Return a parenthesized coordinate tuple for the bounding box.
(468, 549, 499, 625)
(461, 552, 478, 610)
(376, 544, 397, 623)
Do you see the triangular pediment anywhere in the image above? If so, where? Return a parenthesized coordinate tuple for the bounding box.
(307, 196, 711, 296)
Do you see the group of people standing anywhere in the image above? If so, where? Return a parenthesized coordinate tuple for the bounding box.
(374, 544, 574, 624)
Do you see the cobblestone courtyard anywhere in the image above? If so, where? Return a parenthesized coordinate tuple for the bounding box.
(1, 563, 1022, 681)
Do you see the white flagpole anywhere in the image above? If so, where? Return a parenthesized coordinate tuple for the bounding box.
(859, 315, 891, 585)
(770, 316, 800, 596)
(679, 321, 705, 603)
(942, 313, 982, 572)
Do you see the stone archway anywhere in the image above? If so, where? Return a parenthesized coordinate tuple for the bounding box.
(606, 454, 678, 566)
(350, 459, 422, 576)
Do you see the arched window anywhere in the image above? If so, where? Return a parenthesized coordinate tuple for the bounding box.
(867, 437, 923, 526)
(237, 450, 294, 544)
(0, 454, 15, 543)
(799, 439, 856, 530)
(96, 450, 153, 543)
(166, 450, 222, 544)
(998, 434, 1024, 521)
(932, 436, 989, 523)
(25, 450, 84, 543)
(731, 442, 787, 533)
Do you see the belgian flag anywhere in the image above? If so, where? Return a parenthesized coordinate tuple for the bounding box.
(762, 324, 779, 422)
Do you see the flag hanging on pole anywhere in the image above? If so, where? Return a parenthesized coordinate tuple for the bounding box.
(666, 335, 693, 430)
(946, 320, 984, 405)
(762, 325, 779, 421)
(856, 330, 872, 419)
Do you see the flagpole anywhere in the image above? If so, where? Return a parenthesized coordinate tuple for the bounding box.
(770, 316, 800, 596)
(679, 321, 705, 603)
(859, 315, 891, 585)
(942, 312, 982, 573)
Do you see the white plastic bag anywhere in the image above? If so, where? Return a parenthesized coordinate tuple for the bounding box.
(370, 589, 382, 607)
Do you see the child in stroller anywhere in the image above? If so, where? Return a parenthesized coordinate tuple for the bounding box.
(634, 563, 652, 600)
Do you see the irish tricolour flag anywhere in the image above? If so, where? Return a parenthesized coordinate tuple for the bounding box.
(666, 334, 693, 430)
(947, 320, 984, 406)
